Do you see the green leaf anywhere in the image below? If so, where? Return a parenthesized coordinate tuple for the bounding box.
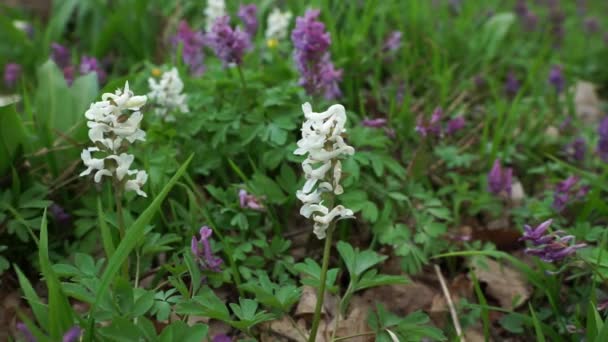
(175, 287, 231, 321)
(14, 265, 49, 328)
(98, 198, 116, 259)
(0, 104, 27, 174)
(529, 303, 545, 342)
(355, 270, 409, 291)
(39, 210, 74, 338)
(93, 155, 193, 308)
(159, 321, 208, 342)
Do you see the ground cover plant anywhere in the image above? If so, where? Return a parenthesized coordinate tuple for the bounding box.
(2, 0, 608, 341)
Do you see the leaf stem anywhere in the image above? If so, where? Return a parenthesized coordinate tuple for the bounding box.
(114, 185, 129, 277)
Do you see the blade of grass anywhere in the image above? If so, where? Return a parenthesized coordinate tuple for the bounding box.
(14, 265, 49, 328)
(529, 303, 546, 342)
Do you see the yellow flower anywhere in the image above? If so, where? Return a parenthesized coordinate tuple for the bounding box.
(151, 68, 162, 77)
(266, 38, 278, 49)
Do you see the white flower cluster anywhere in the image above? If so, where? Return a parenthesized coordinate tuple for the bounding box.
(294, 102, 355, 239)
(205, 0, 226, 31)
(265, 8, 292, 41)
(80, 82, 149, 197)
(147, 68, 189, 122)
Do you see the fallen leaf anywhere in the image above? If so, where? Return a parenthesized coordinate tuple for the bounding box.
(331, 296, 373, 342)
(295, 285, 336, 318)
(470, 258, 530, 309)
(362, 282, 436, 315)
(262, 316, 307, 342)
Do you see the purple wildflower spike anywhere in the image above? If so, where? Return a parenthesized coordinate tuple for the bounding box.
(564, 137, 586, 162)
(4, 63, 21, 88)
(51, 43, 71, 69)
(446, 116, 466, 135)
(172, 21, 206, 76)
(206, 16, 251, 67)
(238, 4, 258, 38)
(552, 176, 588, 212)
(291, 9, 342, 99)
(62, 66, 75, 86)
(521, 219, 586, 262)
(62, 326, 82, 342)
(238, 189, 264, 211)
(213, 334, 232, 342)
(488, 159, 513, 196)
(548, 65, 564, 93)
(79, 56, 107, 84)
(191, 226, 223, 272)
(383, 31, 402, 52)
(584, 17, 600, 34)
(504, 71, 520, 98)
(415, 107, 443, 137)
(598, 116, 608, 162)
(49, 203, 72, 226)
(16, 323, 36, 342)
(361, 118, 387, 128)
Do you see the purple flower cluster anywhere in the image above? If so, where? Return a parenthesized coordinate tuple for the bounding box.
(514, 0, 538, 31)
(488, 159, 513, 196)
(415, 107, 466, 138)
(548, 65, 564, 93)
(521, 219, 586, 262)
(552, 176, 589, 212)
(383, 31, 402, 52)
(584, 17, 600, 34)
(191, 226, 223, 272)
(79, 56, 107, 84)
(598, 116, 608, 162)
(504, 71, 520, 98)
(291, 9, 342, 100)
(362, 118, 395, 137)
(205, 16, 251, 67)
(172, 21, 206, 76)
(16, 323, 81, 342)
(4, 63, 21, 88)
(238, 4, 258, 38)
(50, 43, 106, 86)
(49, 203, 72, 226)
(213, 334, 232, 342)
(239, 189, 264, 211)
(564, 137, 586, 162)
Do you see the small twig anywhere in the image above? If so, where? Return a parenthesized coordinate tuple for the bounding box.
(434, 264, 465, 342)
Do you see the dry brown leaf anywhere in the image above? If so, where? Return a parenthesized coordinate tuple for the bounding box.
(465, 327, 490, 342)
(574, 81, 601, 124)
(261, 316, 308, 342)
(295, 285, 337, 318)
(331, 296, 373, 342)
(470, 258, 530, 309)
(362, 282, 436, 315)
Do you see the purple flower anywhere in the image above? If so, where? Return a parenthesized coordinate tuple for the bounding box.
(4, 63, 21, 88)
(584, 17, 600, 34)
(564, 137, 586, 162)
(446, 116, 466, 135)
(552, 176, 589, 212)
(383, 31, 402, 52)
(238, 189, 264, 211)
(213, 334, 232, 342)
(548, 65, 564, 93)
(487, 159, 513, 196)
(504, 71, 520, 98)
(362, 118, 387, 128)
(206, 16, 251, 67)
(238, 4, 258, 38)
(191, 226, 223, 272)
(514, 0, 538, 31)
(291, 9, 342, 99)
(62, 327, 81, 342)
(599, 117, 608, 162)
(172, 21, 206, 76)
(521, 219, 586, 262)
(62, 66, 75, 86)
(79, 56, 107, 84)
(16, 323, 36, 342)
(473, 74, 486, 88)
(415, 107, 442, 137)
(51, 43, 71, 69)
(49, 203, 72, 226)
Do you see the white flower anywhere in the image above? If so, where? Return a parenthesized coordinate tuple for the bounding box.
(295, 102, 355, 239)
(265, 8, 292, 41)
(205, 0, 226, 31)
(125, 170, 148, 197)
(80, 81, 149, 197)
(148, 68, 189, 122)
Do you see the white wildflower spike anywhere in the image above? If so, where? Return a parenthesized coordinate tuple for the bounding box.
(295, 102, 355, 239)
(147, 67, 189, 122)
(205, 0, 226, 31)
(265, 8, 293, 41)
(80, 82, 149, 197)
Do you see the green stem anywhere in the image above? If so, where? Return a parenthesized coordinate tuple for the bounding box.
(309, 224, 335, 342)
(333, 331, 376, 341)
(236, 65, 248, 90)
(114, 185, 128, 277)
